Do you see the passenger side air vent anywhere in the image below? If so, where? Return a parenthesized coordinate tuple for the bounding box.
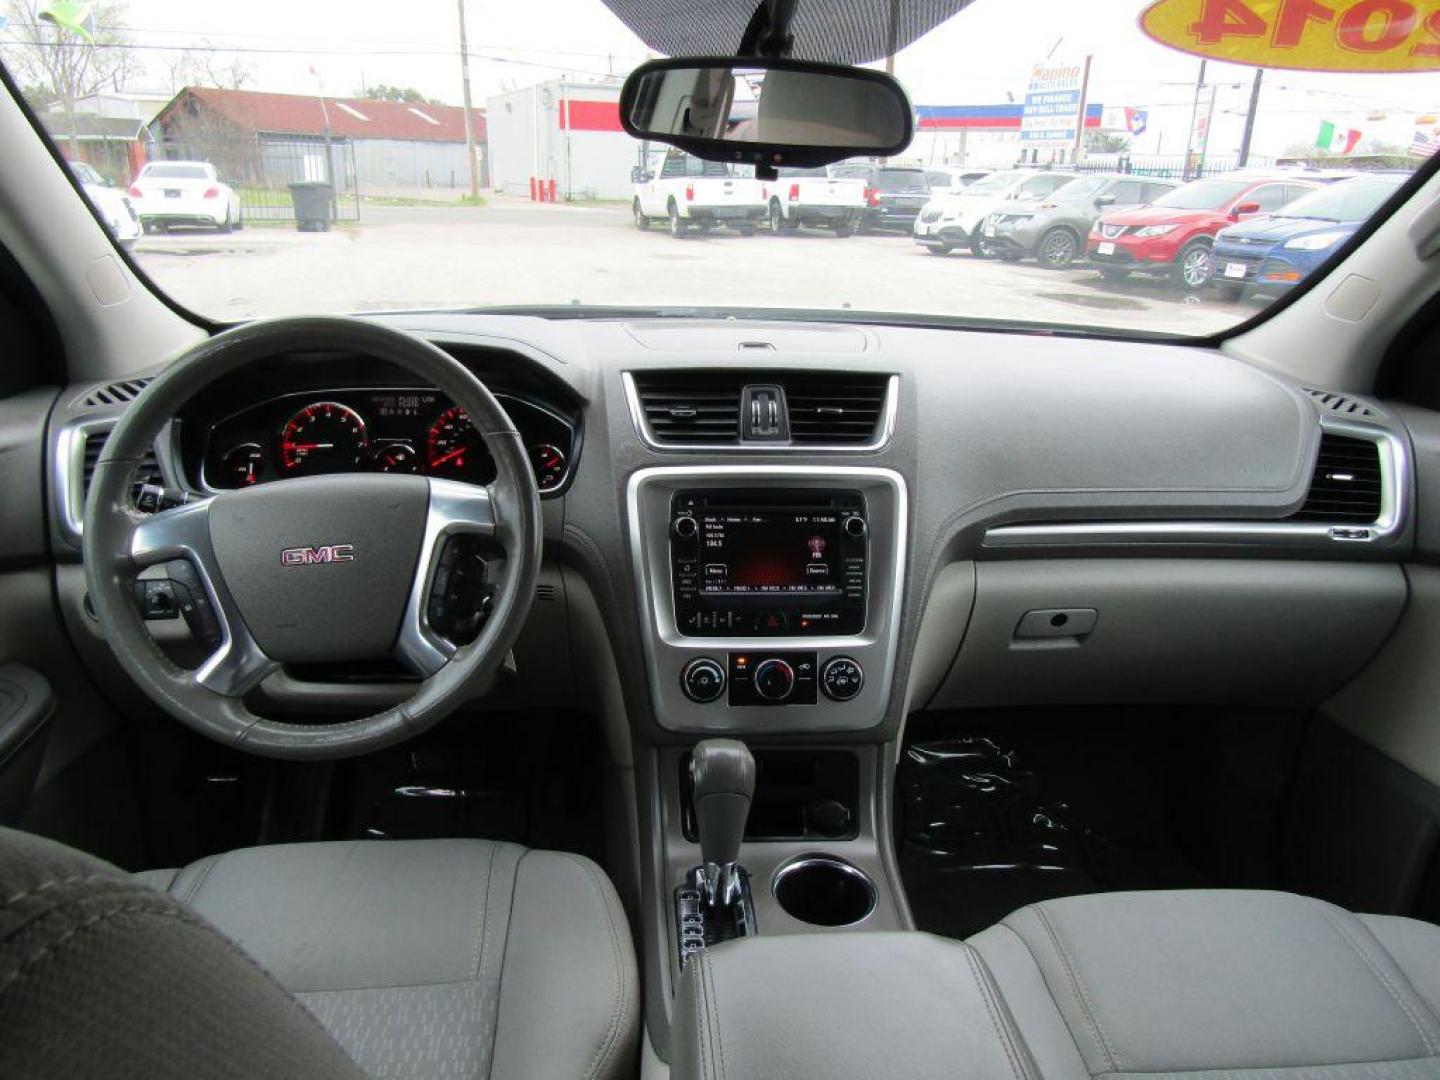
(80, 377, 152, 409)
(80, 428, 163, 506)
(1304, 387, 1376, 418)
(631, 371, 744, 444)
(1292, 433, 1382, 523)
(785, 374, 890, 445)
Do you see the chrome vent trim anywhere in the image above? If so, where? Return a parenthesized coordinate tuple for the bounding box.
(623, 372, 898, 453)
(54, 418, 166, 546)
(983, 418, 1407, 552)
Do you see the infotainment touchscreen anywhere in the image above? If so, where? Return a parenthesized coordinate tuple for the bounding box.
(699, 511, 842, 595)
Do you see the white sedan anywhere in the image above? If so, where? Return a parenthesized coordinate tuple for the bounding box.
(128, 160, 243, 233)
(67, 160, 142, 248)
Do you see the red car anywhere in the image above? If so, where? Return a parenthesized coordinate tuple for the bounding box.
(1088, 174, 1321, 290)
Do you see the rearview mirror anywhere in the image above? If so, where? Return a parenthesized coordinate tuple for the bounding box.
(619, 56, 913, 169)
(1233, 201, 1261, 216)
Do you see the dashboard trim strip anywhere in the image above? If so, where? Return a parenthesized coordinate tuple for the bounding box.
(621, 371, 899, 453)
(982, 418, 1409, 552)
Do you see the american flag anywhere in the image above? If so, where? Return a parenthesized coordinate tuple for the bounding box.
(1412, 127, 1440, 157)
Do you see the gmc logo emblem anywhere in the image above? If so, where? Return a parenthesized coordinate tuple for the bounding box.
(280, 544, 356, 566)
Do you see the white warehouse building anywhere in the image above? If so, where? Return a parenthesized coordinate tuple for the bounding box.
(486, 79, 642, 201)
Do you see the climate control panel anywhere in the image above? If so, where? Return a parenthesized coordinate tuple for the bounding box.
(680, 652, 864, 706)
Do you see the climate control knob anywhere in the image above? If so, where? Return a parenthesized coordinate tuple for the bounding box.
(681, 657, 726, 703)
(753, 658, 796, 701)
(821, 656, 864, 701)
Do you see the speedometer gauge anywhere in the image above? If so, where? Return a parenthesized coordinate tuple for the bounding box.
(279, 401, 368, 475)
(425, 406, 493, 482)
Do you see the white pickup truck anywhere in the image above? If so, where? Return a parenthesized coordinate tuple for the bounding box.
(762, 167, 866, 237)
(632, 151, 766, 238)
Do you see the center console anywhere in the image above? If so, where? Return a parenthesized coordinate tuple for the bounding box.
(627, 466, 907, 734)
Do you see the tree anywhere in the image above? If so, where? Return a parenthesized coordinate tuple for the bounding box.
(162, 44, 255, 93)
(3, 0, 142, 154)
(1085, 131, 1132, 155)
(361, 84, 438, 105)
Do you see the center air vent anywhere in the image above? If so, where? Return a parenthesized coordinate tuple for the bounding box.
(1292, 433, 1382, 523)
(630, 371, 891, 448)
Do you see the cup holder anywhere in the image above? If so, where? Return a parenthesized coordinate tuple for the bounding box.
(771, 855, 877, 927)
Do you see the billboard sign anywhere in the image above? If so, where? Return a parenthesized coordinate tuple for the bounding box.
(1020, 60, 1089, 147)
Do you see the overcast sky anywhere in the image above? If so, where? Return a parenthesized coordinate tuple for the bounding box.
(12, 0, 1440, 157)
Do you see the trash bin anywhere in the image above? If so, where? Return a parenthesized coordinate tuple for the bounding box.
(288, 181, 333, 232)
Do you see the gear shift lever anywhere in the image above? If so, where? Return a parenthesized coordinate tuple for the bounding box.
(690, 738, 756, 907)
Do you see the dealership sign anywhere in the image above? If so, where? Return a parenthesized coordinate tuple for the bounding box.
(1020, 60, 1089, 147)
(1141, 0, 1440, 72)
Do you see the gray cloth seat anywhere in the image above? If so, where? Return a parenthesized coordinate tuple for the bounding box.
(968, 889, 1440, 1079)
(137, 838, 639, 1080)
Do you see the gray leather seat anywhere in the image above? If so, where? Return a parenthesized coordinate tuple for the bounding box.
(969, 889, 1440, 1078)
(139, 838, 639, 1080)
(673, 889, 1440, 1079)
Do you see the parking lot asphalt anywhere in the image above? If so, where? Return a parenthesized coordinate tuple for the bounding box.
(131, 199, 1249, 335)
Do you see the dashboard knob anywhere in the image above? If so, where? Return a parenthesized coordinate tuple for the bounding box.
(753, 658, 796, 701)
(673, 515, 698, 540)
(681, 657, 726, 703)
(821, 656, 864, 701)
(843, 515, 867, 538)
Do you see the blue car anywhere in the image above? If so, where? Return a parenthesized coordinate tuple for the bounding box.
(1211, 174, 1406, 300)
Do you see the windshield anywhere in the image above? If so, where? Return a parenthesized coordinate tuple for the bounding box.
(1049, 176, 1108, 201)
(963, 171, 1027, 195)
(1273, 178, 1404, 222)
(876, 170, 929, 193)
(1, 1, 1430, 338)
(1151, 180, 1251, 211)
(139, 164, 209, 180)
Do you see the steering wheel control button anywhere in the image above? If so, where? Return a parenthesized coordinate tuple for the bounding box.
(727, 652, 818, 706)
(681, 658, 726, 703)
(821, 656, 864, 701)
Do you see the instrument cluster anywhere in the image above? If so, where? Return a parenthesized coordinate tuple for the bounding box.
(201, 388, 574, 493)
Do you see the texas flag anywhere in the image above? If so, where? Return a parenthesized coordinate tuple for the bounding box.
(1317, 120, 1362, 155)
(1124, 108, 1148, 136)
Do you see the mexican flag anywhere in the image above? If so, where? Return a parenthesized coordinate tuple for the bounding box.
(1316, 121, 1362, 155)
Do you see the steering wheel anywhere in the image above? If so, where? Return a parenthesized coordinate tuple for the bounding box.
(82, 317, 541, 761)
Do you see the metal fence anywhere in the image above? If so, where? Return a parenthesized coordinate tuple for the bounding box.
(1068, 154, 1275, 180)
(148, 135, 361, 223)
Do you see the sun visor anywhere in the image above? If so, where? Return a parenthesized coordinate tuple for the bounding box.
(600, 0, 978, 64)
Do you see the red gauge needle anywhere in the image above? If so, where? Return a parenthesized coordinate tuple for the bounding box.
(286, 442, 334, 451)
(429, 445, 470, 468)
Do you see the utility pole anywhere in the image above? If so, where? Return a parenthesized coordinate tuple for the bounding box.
(457, 0, 480, 201)
(1237, 68, 1265, 166)
(1182, 59, 1206, 179)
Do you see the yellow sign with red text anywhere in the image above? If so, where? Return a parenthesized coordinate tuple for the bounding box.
(1140, 0, 1440, 71)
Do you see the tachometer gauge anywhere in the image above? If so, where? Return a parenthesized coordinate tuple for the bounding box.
(219, 443, 265, 488)
(425, 406, 493, 482)
(279, 401, 368, 475)
(372, 442, 419, 474)
(530, 443, 567, 491)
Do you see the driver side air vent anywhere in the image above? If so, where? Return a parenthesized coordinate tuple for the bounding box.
(1303, 388, 1376, 418)
(1292, 433, 1382, 523)
(80, 377, 152, 409)
(80, 428, 163, 506)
